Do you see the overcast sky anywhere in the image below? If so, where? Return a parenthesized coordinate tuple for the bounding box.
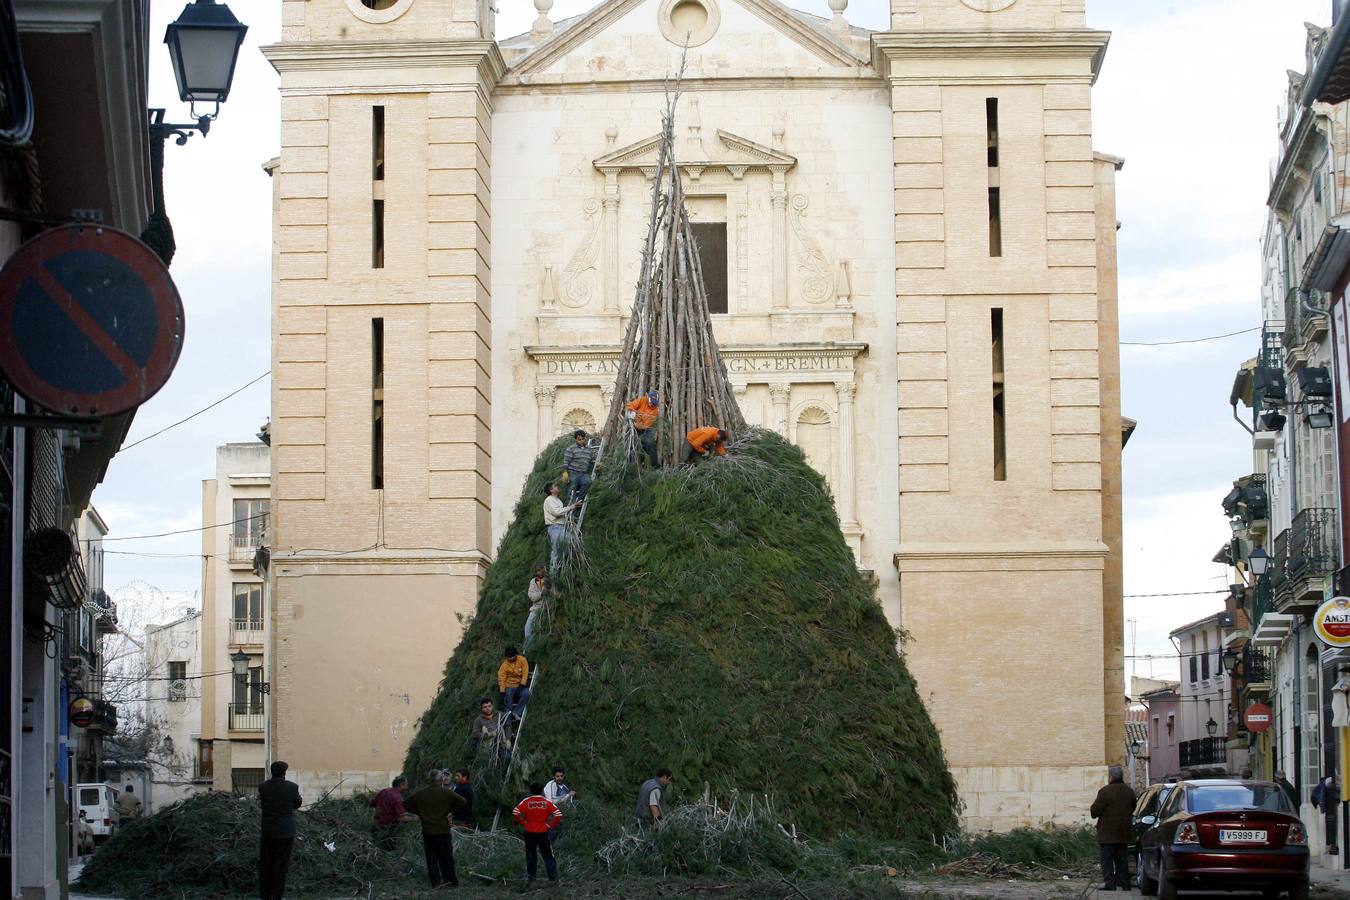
(96, 0, 1334, 676)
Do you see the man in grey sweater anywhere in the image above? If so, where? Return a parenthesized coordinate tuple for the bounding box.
(561, 430, 597, 505)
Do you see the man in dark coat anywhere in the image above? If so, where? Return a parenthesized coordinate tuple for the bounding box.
(258, 760, 303, 900)
(403, 769, 468, 887)
(1089, 765, 1136, 892)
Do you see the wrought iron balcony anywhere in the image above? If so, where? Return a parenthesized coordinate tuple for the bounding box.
(1274, 508, 1339, 610)
(229, 529, 266, 564)
(1242, 643, 1273, 690)
(228, 702, 265, 732)
(1180, 736, 1228, 769)
(88, 699, 117, 734)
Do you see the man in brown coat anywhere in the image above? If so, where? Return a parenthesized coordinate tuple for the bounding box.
(1089, 765, 1136, 891)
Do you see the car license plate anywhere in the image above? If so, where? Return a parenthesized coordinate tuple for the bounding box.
(1219, 829, 1267, 843)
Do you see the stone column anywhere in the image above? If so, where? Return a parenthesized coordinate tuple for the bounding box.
(603, 172, 620, 312)
(770, 166, 789, 310)
(599, 383, 615, 426)
(834, 381, 858, 527)
(769, 383, 791, 436)
(534, 385, 556, 448)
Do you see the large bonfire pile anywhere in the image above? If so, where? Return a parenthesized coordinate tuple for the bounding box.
(404, 88, 957, 840)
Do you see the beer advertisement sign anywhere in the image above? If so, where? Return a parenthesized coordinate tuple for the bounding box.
(1314, 596, 1350, 648)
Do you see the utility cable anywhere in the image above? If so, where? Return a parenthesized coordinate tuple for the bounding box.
(1121, 326, 1259, 347)
(1124, 589, 1229, 598)
(117, 371, 269, 454)
(101, 512, 268, 542)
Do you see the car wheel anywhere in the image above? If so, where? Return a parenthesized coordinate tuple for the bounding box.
(1288, 881, 1310, 900)
(1137, 850, 1158, 896)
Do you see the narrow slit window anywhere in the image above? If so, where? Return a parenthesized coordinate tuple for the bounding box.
(372, 318, 385, 490)
(986, 98, 1003, 258)
(372, 106, 385, 181)
(372, 106, 385, 268)
(372, 200, 385, 268)
(991, 308, 1006, 481)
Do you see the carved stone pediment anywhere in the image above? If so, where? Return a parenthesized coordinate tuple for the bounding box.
(594, 129, 796, 178)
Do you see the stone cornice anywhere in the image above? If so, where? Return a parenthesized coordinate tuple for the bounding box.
(894, 542, 1109, 570)
(262, 40, 507, 85)
(496, 72, 884, 94)
(594, 128, 797, 176)
(871, 29, 1111, 83)
(526, 341, 866, 361)
(1267, 108, 1325, 213)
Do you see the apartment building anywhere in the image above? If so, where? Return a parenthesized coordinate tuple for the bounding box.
(198, 442, 272, 794)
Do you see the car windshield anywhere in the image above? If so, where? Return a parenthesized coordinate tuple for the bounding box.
(1188, 784, 1292, 814)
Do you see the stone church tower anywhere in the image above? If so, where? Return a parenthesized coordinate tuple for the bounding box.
(264, 0, 1123, 829)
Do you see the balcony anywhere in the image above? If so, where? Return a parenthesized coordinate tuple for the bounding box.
(1273, 508, 1338, 612)
(229, 618, 265, 647)
(228, 531, 264, 565)
(88, 699, 117, 734)
(1283, 288, 1330, 354)
(228, 703, 265, 732)
(1242, 644, 1273, 693)
(1180, 736, 1228, 770)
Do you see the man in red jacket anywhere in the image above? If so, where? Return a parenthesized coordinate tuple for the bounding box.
(512, 781, 562, 883)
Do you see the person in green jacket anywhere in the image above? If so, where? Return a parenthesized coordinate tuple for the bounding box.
(403, 769, 467, 888)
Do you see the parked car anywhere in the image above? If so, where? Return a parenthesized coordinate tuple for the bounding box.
(75, 783, 120, 842)
(1137, 779, 1309, 900)
(1133, 782, 1176, 854)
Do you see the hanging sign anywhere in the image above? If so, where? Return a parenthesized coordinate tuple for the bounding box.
(69, 696, 95, 728)
(1243, 702, 1273, 734)
(1314, 596, 1350, 648)
(0, 224, 184, 417)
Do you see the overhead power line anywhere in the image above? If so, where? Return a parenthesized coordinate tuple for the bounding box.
(1121, 326, 1259, 347)
(101, 512, 268, 543)
(117, 370, 269, 454)
(1124, 589, 1229, 598)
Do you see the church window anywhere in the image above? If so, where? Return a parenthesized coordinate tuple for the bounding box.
(372, 318, 385, 490)
(690, 222, 728, 314)
(659, 0, 719, 48)
(986, 98, 1002, 258)
(991, 308, 1006, 481)
(362, 0, 399, 8)
(559, 409, 597, 437)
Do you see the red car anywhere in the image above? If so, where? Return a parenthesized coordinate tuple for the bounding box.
(1137, 779, 1309, 899)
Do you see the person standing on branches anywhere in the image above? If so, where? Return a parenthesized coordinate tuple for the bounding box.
(625, 390, 661, 468)
(525, 566, 548, 649)
(404, 769, 467, 888)
(682, 427, 728, 466)
(542, 482, 578, 574)
(561, 429, 596, 505)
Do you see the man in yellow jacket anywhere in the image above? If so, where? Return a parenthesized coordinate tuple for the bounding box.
(498, 646, 530, 719)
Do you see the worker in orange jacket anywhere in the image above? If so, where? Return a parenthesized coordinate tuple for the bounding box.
(682, 427, 728, 466)
(625, 390, 661, 467)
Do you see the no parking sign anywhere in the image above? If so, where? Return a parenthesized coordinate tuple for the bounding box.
(0, 225, 184, 416)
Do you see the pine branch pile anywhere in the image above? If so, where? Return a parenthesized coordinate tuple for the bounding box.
(404, 430, 958, 840)
(601, 85, 745, 466)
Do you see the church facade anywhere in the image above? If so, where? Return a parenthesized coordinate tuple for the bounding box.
(264, 0, 1124, 830)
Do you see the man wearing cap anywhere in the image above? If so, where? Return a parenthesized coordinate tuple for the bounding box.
(625, 390, 661, 468)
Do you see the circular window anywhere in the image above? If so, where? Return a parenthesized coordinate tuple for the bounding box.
(345, 0, 414, 24)
(659, 0, 719, 48)
(959, 0, 1018, 10)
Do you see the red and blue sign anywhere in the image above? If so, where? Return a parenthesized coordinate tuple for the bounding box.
(0, 225, 183, 417)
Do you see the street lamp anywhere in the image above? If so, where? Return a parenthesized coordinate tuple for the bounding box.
(1307, 407, 1335, 429)
(1222, 647, 1241, 675)
(164, 0, 249, 124)
(230, 650, 269, 694)
(1206, 717, 1219, 737)
(1247, 546, 1271, 578)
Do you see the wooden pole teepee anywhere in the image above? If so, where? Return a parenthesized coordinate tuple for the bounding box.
(601, 86, 746, 465)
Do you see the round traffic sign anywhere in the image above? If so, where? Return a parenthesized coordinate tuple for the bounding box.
(1243, 702, 1272, 734)
(0, 225, 184, 416)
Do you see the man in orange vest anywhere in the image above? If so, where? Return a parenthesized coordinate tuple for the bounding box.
(682, 427, 728, 466)
(625, 390, 661, 467)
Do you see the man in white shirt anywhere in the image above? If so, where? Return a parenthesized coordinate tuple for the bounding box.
(542, 767, 575, 847)
(542, 482, 577, 573)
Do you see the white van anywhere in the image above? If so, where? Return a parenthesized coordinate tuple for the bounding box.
(75, 783, 119, 841)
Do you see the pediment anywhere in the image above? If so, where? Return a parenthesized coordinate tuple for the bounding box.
(509, 0, 868, 81)
(594, 129, 796, 176)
